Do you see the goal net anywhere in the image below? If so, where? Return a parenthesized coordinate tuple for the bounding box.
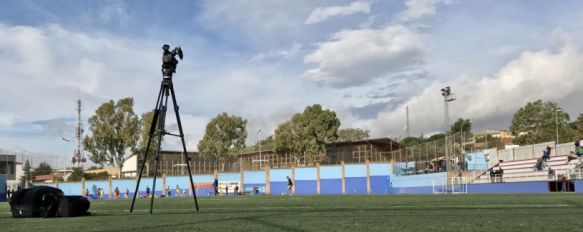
(432, 177, 468, 194)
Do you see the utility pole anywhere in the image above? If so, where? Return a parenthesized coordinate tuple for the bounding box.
(555, 109, 562, 144)
(441, 86, 456, 171)
(406, 106, 410, 137)
(257, 129, 263, 170)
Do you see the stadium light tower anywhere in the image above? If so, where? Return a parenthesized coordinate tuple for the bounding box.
(441, 86, 456, 171)
(555, 109, 562, 144)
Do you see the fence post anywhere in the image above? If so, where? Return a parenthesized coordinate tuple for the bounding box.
(239, 157, 244, 195)
(341, 161, 346, 194)
(80, 177, 85, 196)
(316, 163, 321, 195)
(265, 165, 271, 195)
(162, 173, 166, 196)
(366, 160, 371, 194)
(291, 165, 296, 194)
(108, 176, 112, 200)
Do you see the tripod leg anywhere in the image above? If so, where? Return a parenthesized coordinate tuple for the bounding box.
(149, 88, 170, 214)
(169, 85, 199, 211)
(130, 83, 165, 214)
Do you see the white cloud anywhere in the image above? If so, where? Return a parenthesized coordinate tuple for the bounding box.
(395, 0, 453, 23)
(251, 43, 304, 62)
(305, 1, 371, 25)
(303, 25, 426, 88)
(359, 42, 583, 137)
(196, 0, 317, 45)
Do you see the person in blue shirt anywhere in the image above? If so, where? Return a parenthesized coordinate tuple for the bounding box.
(542, 146, 552, 161)
(146, 186, 151, 197)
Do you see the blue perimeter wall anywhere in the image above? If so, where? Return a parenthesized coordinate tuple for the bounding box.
(320, 166, 342, 194)
(39, 162, 572, 200)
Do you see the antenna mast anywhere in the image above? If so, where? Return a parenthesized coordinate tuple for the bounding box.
(73, 98, 86, 166)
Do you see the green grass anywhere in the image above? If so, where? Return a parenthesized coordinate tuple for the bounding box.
(2, 194, 583, 231)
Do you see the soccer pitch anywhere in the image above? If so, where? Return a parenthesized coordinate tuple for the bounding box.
(1, 194, 583, 232)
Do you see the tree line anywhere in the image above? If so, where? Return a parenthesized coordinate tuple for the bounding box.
(32, 97, 580, 177)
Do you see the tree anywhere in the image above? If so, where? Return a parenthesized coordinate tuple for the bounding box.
(576, 113, 583, 140)
(274, 104, 341, 164)
(400, 136, 425, 147)
(510, 100, 574, 145)
(67, 167, 84, 182)
(197, 113, 247, 170)
(450, 118, 472, 134)
(337, 128, 370, 142)
(83, 98, 140, 176)
(248, 135, 275, 151)
(19, 159, 31, 187)
(135, 111, 160, 176)
(33, 162, 53, 176)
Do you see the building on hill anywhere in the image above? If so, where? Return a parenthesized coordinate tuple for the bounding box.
(144, 137, 403, 176)
(472, 129, 515, 150)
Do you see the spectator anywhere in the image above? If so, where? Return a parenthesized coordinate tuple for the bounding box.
(234, 185, 239, 195)
(167, 186, 172, 197)
(561, 175, 568, 192)
(542, 146, 552, 161)
(287, 176, 294, 195)
(125, 188, 129, 199)
(176, 185, 181, 197)
(548, 167, 556, 180)
(84, 188, 89, 198)
(489, 168, 496, 183)
(576, 140, 583, 157)
(114, 187, 120, 199)
(534, 158, 545, 171)
(225, 186, 229, 196)
(497, 168, 504, 183)
(567, 151, 579, 163)
(146, 186, 151, 197)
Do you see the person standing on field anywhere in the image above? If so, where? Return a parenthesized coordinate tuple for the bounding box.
(287, 176, 293, 195)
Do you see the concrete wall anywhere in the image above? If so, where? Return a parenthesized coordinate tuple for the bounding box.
(40, 161, 573, 200)
(468, 181, 549, 193)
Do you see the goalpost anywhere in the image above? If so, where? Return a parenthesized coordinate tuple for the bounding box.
(433, 177, 468, 194)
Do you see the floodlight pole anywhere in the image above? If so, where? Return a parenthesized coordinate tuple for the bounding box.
(441, 87, 455, 172)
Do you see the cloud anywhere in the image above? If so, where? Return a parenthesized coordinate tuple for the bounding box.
(395, 0, 453, 23)
(303, 25, 426, 88)
(196, 0, 318, 46)
(305, 1, 371, 25)
(360, 42, 583, 137)
(251, 43, 304, 62)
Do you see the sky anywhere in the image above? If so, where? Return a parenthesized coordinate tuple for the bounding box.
(1, 0, 583, 168)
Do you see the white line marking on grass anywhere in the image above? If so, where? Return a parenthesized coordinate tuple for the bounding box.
(85, 204, 571, 214)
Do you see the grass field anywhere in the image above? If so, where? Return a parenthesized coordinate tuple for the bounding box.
(2, 194, 583, 231)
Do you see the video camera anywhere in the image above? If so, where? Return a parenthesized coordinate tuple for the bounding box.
(162, 44, 183, 79)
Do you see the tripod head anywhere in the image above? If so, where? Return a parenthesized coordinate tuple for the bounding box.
(161, 44, 183, 79)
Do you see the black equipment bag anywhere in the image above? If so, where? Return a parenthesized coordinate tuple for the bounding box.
(57, 196, 90, 217)
(9, 186, 90, 218)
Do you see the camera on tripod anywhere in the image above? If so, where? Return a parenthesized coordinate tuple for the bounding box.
(161, 44, 183, 79)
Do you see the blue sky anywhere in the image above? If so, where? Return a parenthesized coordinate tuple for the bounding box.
(1, 0, 583, 168)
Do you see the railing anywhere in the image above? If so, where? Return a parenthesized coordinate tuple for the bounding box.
(471, 171, 567, 184)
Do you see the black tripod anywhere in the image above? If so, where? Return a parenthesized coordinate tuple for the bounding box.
(130, 44, 199, 214)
